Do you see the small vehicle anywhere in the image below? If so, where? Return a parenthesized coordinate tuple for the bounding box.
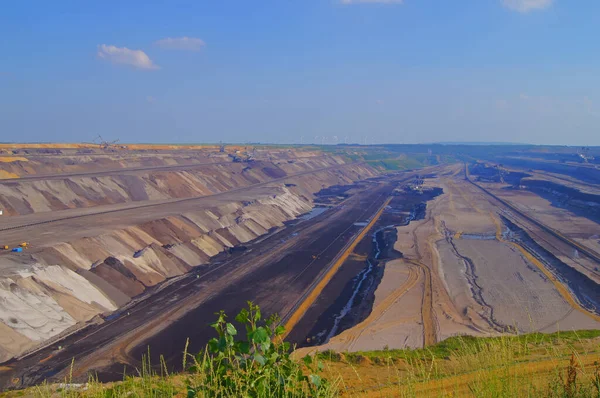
(1, 245, 8, 250)
(19, 242, 29, 248)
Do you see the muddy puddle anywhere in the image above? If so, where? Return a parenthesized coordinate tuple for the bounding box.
(295, 187, 443, 347)
(297, 206, 329, 221)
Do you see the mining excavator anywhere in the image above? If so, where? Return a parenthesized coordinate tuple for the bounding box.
(1, 243, 28, 251)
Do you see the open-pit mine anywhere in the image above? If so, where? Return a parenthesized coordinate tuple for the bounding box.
(1, 144, 600, 390)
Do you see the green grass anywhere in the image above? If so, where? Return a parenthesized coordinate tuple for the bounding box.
(318, 330, 600, 397)
(3, 308, 600, 398)
(318, 330, 600, 363)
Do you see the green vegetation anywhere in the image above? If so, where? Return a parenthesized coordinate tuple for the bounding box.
(319, 330, 600, 397)
(3, 306, 600, 397)
(318, 330, 600, 363)
(315, 145, 451, 171)
(186, 302, 334, 397)
(9, 303, 335, 398)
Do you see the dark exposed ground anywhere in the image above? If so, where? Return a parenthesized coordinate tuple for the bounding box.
(0, 171, 429, 390)
(517, 180, 600, 224)
(495, 157, 600, 185)
(468, 162, 530, 185)
(3, 144, 600, 392)
(287, 186, 443, 348)
(127, 184, 392, 369)
(502, 217, 600, 314)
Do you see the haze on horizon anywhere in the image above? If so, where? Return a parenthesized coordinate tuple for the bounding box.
(1, 0, 599, 146)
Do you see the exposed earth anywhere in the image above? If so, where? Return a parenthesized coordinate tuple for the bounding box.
(1, 144, 600, 391)
(296, 161, 600, 355)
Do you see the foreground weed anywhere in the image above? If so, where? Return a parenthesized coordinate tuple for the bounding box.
(185, 301, 336, 397)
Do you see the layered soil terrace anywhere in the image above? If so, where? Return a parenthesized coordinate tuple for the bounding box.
(0, 166, 429, 389)
(297, 163, 600, 355)
(0, 147, 378, 365)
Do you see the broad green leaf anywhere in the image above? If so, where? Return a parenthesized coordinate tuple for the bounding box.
(226, 322, 237, 336)
(261, 341, 271, 352)
(254, 354, 266, 366)
(235, 308, 249, 324)
(208, 338, 219, 353)
(275, 325, 286, 336)
(254, 307, 261, 322)
(253, 327, 269, 343)
(236, 341, 250, 354)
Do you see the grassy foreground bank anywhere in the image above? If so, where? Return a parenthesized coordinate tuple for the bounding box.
(2, 305, 600, 397)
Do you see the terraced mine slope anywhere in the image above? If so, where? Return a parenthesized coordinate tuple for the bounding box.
(0, 146, 379, 371)
(296, 162, 600, 356)
(3, 144, 600, 392)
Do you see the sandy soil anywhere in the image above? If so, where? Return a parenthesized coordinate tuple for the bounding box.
(299, 259, 425, 354)
(454, 239, 577, 332)
(486, 185, 600, 284)
(434, 239, 493, 334)
(302, 163, 600, 354)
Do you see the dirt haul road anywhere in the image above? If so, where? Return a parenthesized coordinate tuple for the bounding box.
(0, 160, 234, 183)
(0, 171, 423, 389)
(0, 163, 363, 246)
(0, 156, 329, 184)
(300, 163, 600, 355)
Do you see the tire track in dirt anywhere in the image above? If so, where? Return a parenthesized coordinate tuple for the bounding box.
(463, 164, 600, 323)
(345, 263, 421, 351)
(404, 199, 440, 347)
(405, 259, 437, 346)
(440, 221, 507, 333)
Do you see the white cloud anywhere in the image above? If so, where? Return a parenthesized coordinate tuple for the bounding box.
(341, 0, 403, 4)
(97, 44, 159, 70)
(502, 0, 552, 13)
(154, 37, 205, 51)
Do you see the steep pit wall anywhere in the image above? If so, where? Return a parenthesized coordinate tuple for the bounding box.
(0, 152, 215, 178)
(495, 157, 600, 185)
(0, 163, 377, 362)
(0, 156, 347, 216)
(0, 148, 329, 179)
(519, 179, 600, 223)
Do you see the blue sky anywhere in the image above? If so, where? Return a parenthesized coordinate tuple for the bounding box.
(1, 0, 599, 145)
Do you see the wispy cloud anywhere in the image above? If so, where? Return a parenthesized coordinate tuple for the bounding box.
(154, 37, 205, 51)
(341, 0, 403, 4)
(502, 0, 553, 13)
(97, 44, 159, 70)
